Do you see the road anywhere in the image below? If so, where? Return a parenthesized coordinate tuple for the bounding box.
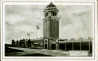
(9, 47, 69, 56)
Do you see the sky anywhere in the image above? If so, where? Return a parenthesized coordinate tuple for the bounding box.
(5, 4, 93, 44)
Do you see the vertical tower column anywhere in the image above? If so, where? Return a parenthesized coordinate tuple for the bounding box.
(43, 2, 59, 50)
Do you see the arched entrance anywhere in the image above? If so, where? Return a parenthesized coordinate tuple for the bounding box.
(43, 39, 48, 49)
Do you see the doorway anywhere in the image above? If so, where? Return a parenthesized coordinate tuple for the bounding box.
(51, 44, 56, 50)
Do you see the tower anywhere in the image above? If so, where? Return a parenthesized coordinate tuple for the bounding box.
(43, 2, 59, 40)
(43, 2, 59, 49)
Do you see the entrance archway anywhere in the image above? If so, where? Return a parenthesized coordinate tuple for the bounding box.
(51, 44, 56, 50)
(44, 39, 48, 49)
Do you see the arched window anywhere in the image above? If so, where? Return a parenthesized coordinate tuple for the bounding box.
(52, 12, 57, 16)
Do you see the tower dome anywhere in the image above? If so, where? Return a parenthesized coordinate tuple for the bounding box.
(47, 2, 56, 8)
(44, 2, 59, 17)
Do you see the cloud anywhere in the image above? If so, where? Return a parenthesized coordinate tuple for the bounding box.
(5, 5, 92, 44)
(58, 5, 92, 39)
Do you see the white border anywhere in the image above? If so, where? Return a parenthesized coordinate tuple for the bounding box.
(2, 0, 96, 3)
(1, 2, 97, 61)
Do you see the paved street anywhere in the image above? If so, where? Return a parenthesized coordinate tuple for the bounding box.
(9, 47, 69, 56)
(7, 47, 89, 56)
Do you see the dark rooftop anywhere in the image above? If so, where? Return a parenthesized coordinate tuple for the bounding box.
(47, 2, 56, 8)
